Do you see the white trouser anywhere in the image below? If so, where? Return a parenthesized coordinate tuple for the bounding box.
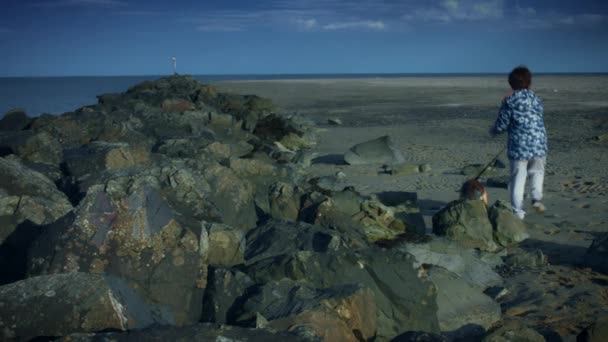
(509, 157, 546, 219)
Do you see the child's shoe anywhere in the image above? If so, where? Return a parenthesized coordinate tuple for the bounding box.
(532, 200, 545, 214)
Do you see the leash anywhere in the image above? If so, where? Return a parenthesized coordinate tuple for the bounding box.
(474, 146, 507, 180)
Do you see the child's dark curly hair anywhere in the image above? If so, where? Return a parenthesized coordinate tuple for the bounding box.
(509, 65, 532, 90)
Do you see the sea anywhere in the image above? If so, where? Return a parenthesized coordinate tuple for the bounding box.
(1, 73, 605, 116)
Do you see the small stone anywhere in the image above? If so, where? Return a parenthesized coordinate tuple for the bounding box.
(328, 118, 343, 125)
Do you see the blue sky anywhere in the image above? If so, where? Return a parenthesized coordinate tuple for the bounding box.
(0, 0, 607, 76)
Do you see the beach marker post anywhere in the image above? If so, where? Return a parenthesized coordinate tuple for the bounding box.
(171, 56, 177, 75)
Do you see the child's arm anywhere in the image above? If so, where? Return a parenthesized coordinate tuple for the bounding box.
(490, 100, 511, 136)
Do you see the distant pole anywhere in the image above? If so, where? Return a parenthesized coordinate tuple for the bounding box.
(171, 56, 177, 75)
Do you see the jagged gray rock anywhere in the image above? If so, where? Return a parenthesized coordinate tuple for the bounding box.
(344, 135, 405, 165)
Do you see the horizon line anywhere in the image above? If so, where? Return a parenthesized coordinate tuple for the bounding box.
(1, 71, 608, 78)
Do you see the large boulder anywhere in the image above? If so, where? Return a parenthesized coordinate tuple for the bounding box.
(233, 279, 377, 342)
(63, 142, 151, 182)
(583, 233, 608, 274)
(402, 238, 503, 290)
(244, 249, 440, 339)
(0, 108, 31, 131)
(201, 267, 255, 324)
(344, 135, 405, 165)
(204, 164, 258, 230)
(429, 267, 501, 335)
(488, 200, 529, 246)
(0, 272, 173, 341)
(244, 219, 346, 263)
(200, 221, 245, 266)
(14, 131, 63, 165)
(0, 156, 72, 244)
(27, 185, 205, 325)
(432, 200, 499, 252)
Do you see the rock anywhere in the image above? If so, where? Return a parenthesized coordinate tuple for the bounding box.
(387, 163, 431, 176)
(328, 118, 343, 125)
(391, 331, 447, 342)
(161, 98, 195, 112)
(268, 182, 301, 221)
(204, 164, 258, 230)
(402, 238, 504, 290)
(234, 279, 377, 342)
(200, 221, 245, 266)
(344, 135, 405, 165)
(244, 249, 440, 339)
(15, 131, 63, 165)
(577, 317, 608, 342)
(59, 323, 309, 342)
(352, 199, 408, 241)
(201, 267, 255, 324)
(204, 141, 254, 159)
(292, 149, 317, 167)
(0, 272, 173, 341)
(593, 134, 608, 142)
(280, 132, 315, 150)
(0, 108, 31, 131)
(504, 249, 548, 268)
(486, 175, 509, 189)
(488, 200, 529, 246)
(27, 186, 206, 326)
(63, 142, 150, 181)
(429, 267, 501, 334)
(229, 158, 276, 177)
(432, 200, 499, 252)
(483, 320, 545, 342)
(244, 219, 343, 263)
(0, 157, 72, 244)
(253, 114, 306, 144)
(583, 233, 608, 274)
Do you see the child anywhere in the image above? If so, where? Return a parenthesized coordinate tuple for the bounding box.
(460, 179, 488, 205)
(491, 66, 548, 220)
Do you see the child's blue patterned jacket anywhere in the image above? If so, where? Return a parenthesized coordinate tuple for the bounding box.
(492, 89, 548, 160)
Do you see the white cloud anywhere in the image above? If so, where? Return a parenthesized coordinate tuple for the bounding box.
(322, 21, 386, 30)
(442, 0, 459, 11)
(403, 0, 504, 23)
(296, 18, 318, 29)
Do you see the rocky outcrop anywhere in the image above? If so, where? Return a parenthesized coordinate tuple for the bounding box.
(27, 186, 205, 325)
(234, 279, 376, 341)
(244, 249, 440, 339)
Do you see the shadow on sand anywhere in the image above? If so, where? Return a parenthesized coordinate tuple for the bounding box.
(518, 238, 589, 266)
(311, 154, 346, 165)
